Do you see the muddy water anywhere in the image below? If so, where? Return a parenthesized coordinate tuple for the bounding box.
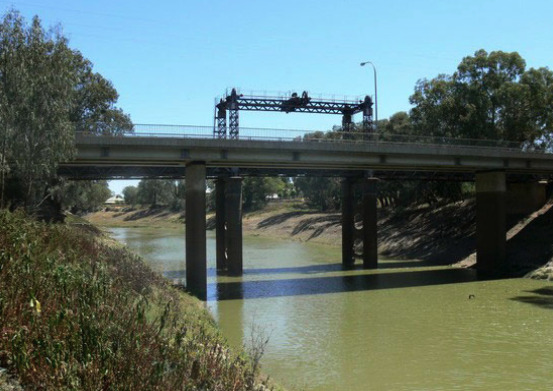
(110, 227, 553, 391)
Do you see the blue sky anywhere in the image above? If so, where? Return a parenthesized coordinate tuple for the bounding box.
(3, 0, 553, 194)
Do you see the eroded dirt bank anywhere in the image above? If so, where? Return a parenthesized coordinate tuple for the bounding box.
(86, 200, 553, 278)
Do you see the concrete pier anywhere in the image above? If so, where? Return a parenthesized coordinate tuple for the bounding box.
(342, 177, 378, 269)
(362, 178, 378, 269)
(476, 171, 506, 276)
(342, 178, 355, 268)
(185, 162, 207, 300)
(215, 178, 227, 272)
(214, 176, 244, 276)
(225, 177, 243, 276)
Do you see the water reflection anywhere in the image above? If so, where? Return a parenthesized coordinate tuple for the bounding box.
(109, 227, 553, 391)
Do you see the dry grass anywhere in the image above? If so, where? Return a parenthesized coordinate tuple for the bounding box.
(0, 210, 275, 390)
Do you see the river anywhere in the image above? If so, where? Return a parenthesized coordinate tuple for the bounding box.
(109, 227, 553, 391)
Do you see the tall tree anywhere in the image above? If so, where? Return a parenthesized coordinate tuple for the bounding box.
(294, 177, 341, 211)
(122, 185, 139, 206)
(58, 180, 112, 213)
(242, 177, 285, 211)
(137, 179, 177, 208)
(409, 49, 553, 147)
(0, 10, 132, 210)
(0, 12, 76, 207)
(69, 53, 132, 135)
(377, 111, 414, 141)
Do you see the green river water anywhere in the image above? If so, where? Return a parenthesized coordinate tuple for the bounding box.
(109, 227, 553, 391)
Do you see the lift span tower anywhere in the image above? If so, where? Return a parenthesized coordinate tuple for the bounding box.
(214, 88, 374, 139)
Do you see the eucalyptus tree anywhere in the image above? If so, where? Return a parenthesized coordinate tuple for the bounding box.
(0, 10, 132, 210)
(410, 49, 553, 147)
(60, 180, 112, 213)
(122, 185, 139, 206)
(242, 177, 286, 211)
(294, 177, 341, 212)
(0, 11, 76, 207)
(137, 179, 177, 208)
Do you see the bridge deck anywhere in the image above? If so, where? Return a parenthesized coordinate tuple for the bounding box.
(59, 132, 553, 180)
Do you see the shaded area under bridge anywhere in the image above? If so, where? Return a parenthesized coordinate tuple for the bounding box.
(59, 124, 553, 300)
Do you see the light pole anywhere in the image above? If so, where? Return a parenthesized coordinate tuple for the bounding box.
(360, 61, 378, 131)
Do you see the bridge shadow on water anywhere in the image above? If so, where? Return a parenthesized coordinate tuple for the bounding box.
(208, 266, 479, 301)
(163, 259, 454, 281)
(162, 262, 484, 302)
(233, 259, 446, 276)
(510, 287, 553, 310)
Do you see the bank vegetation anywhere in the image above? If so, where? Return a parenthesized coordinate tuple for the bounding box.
(0, 210, 277, 390)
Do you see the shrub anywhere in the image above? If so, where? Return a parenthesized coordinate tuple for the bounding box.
(0, 210, 270, 390)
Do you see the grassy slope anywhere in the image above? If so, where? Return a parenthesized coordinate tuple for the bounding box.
(0, 210, 276, 391)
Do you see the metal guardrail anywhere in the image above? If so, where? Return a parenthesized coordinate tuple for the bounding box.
(77, 124, 549, 154)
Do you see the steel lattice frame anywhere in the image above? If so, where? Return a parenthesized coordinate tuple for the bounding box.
(214, 99, 227, 138)
(214, 88, 374, 138)
(215, 117, 227, 138)
(362, 114, 373, 132)
(228, 109, 239, 139)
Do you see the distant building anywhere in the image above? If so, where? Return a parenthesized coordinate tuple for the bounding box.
(105, 195, 124, 205)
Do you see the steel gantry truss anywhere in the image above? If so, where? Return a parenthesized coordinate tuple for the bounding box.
(214, 88, 374, 139)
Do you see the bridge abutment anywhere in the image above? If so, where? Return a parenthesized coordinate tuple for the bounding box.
(342, 177, 378, 269)
(476, 171, 506, 276)
(186, 162, 207, 300)
(215, 176, 243, 276)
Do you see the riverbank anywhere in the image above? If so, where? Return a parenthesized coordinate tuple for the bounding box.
(0, 210, 279, 390)
(87, 199, 553, 278)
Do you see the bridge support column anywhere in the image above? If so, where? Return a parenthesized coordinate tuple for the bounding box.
(215, 178, 227, 272)
(186, 162, 207, 300)
(342, 178, 355, 268)
(362, 178, 378, 269)
(476, 171, 506, 276)
(226, 177, 243, 276)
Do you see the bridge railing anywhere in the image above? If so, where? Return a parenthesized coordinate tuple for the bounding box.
(79, 124, 547, 153)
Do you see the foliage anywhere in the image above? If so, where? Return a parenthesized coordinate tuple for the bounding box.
(409, 49, 553, 147)
(377, 180, 469, 207)
(54, 180, 112, 213)
(69, 56, 133, 136)
(294, 177, 341, 211)
(242, 177, 286, 211)
(137, 179, 176, 208)
(0, 10, 132, 209)
(0, 11, 76, 207)
(122, 185, 139, 206)
(0, 210, 272, 390)
(377, 111, 414, 139)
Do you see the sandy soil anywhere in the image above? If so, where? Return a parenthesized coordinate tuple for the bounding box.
(85, 206, 184, 229)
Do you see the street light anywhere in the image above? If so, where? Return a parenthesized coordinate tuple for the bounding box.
(360, 61, 378, 131)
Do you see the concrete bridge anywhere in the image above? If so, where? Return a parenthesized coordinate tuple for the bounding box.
(59, 125, 553, 299)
